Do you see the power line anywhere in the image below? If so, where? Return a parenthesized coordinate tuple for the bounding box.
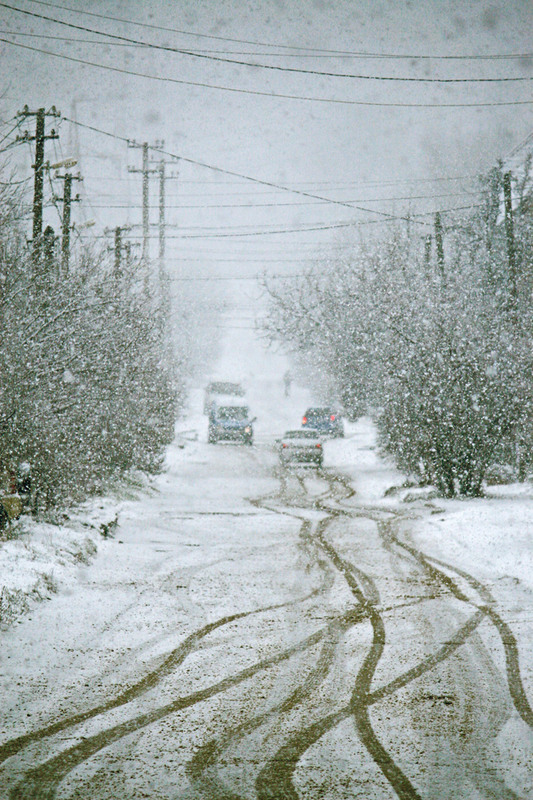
(20, 0, 533, 61)
(0, 116, 22, 145)
(94, 205, 481, 239)
(3, 3, 532, 84)
(3, 31, 532, 62)
(2, 38, 532, 109)
(156, 200, 483, 230)
(61, 116, 432, 227)
(0, 30, 147, 46)
(85, 189, 482, 210)
(94, 222, 364, 239)
(82, 173, 481, 186)
(60, 116, 497, 234)
(59, 116, 488, 235)
(168, 274, 305, 281)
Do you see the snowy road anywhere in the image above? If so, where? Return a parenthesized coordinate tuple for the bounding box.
(1, 415, 531, 799)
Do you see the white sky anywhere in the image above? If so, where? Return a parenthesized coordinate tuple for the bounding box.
(1, 0, 532, 303)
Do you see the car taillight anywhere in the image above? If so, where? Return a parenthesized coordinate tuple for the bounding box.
(316, 443, 322, 448)
(330, 414, 336, 421)
(302, 416, 307, 424)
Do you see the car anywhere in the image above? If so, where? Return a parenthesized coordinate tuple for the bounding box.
(302, 407, 344, 437)
(208, 402, 255, 445)
(203, 381, 245, 414)
(278, 429, 324, 468)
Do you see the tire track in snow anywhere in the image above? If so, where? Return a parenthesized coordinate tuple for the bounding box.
(252, 474, 426, 800)
(254, 608, 488, 800)
(202, 465, 530, 800)
(319, 494, 532, 731)
(410, 551, 533, 729)
(0, 521, 333, 769)
(379, 520, 533, 730)
(7, 612, 365, 800)
(8, 458, 528, 799)
(4, 486, 346, 796)
(374, 519, 532, 798)
(253, 471, 522, 800)
(184, 608, 366, 799)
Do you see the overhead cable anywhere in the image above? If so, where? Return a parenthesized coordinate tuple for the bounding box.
(2, 3, 532, 83)
(60, 116, 435, 227)
(21, 0, 533, 61)
(4, 38, 531, 109)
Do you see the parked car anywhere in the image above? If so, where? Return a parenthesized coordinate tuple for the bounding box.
(278, 429, 324, 468)
(302, 407, 344, 437)
(208, 402, 255, 445)
(203, 381, 245, 414)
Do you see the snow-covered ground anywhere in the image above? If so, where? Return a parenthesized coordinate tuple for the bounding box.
(1, 319, 532, 799)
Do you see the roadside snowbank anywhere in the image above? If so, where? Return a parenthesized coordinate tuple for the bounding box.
(0, 487, 133, 628)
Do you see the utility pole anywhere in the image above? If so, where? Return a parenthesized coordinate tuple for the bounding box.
(104, 225, 132, 281)
(502, 171, 524, 479)
(424, 235, 432, 268)
(157, 158, 172, 323)
(43, 225, 57, 274)
(114, 226, 122, 278)
(32, 109, 46, 261)
(128, 141, 158, 262)
(57, 172, 81, 275)
(141, 143, 149, 261)
(434, 212, 445, 277)
(503, 171, 518, 315)
(158, 159, 165, 262)
(61, 174, 72, 273)
(156, 152, 177, 321)
(16, 106, 60, 266)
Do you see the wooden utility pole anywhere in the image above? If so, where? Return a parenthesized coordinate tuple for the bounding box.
(158, 159, 165, 262)
(43, 225, 56, 274)
(17, 106, 60, 266)
(434, 212, 445, 277)
(424, 235, 432, 268)
(54, 171, 82, 275)
(128, 142, 158, 262)
(105, 225, 132, 280)
(503, 171, 518, 315)
(114, 226, 122, 278)
(61, 173, 72, 273)
(142, 143, 149, 261)
(32, 108, 46, 262)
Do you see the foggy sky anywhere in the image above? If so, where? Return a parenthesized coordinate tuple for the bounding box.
(1, 0, 532, 288)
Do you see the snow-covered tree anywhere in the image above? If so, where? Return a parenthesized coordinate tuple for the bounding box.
(264, 170, 532, 497)
(0, 169, 182, 510)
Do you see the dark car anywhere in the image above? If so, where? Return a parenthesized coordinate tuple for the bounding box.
(302, 407, 344, 437)
(278, 429, 323, 468)
(208, 403, 254, 445)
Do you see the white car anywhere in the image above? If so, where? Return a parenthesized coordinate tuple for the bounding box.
(278, 430, 324, 468)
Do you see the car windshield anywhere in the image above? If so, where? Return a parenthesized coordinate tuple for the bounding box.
(284, 430, 320, 439)
(208, 382, 244, 396)
(305, 408, 332, 417)
(217, 406, 248, 420)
